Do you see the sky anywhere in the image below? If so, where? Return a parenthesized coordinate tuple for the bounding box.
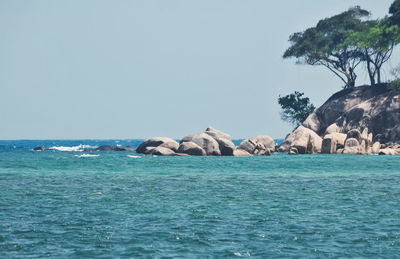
(0, 0, 397, 139)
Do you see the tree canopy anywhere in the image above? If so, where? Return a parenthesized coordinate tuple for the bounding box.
(283, 7, 369, 88)
(346, 18, 400, 85)
(284, 4, 400, 88)
(278, 92, 315, 126)
(390, 0, 400, 25)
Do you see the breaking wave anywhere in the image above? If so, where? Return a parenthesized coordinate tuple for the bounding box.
(48, 145, 97, 152)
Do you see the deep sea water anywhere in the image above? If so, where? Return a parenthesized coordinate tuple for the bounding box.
(0, 140, 400, 258)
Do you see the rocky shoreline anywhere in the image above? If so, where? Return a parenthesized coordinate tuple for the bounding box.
(278, 125, 400, 155)
(32, 125, 399, 156)
(135, 125, 399, 156)
(34, 84, 399, 156)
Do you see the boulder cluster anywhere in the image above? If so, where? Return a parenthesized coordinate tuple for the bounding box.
(279, 123, 400, 155)
(136, 127, 275, 157)
(278, 84, 400, 156)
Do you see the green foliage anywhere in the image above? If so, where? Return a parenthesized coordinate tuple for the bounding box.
(283, 7, 370, 88)
(346, 18, 400, 85)
(390, 78, 400, 88)
(278, 92, 316, 126)
(284, 3, 400, 88)
(389, 0, 400, 25)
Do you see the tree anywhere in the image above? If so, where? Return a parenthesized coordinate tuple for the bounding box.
(278, 92, 316, 126)
(283, 7, 370, 88)
(346, 18, 400, 85)
(389, 0, 400, 25)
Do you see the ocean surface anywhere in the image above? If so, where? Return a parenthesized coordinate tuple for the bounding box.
(1, 140, 400, 258)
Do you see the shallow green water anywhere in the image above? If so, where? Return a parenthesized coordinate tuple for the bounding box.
(1, 150, 400, 258)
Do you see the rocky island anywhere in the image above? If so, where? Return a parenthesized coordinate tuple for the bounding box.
(136, 84, 399, 156)
(279, 84, 400, 155)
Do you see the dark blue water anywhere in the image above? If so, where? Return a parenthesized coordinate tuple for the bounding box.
(0, 140, 399, 258)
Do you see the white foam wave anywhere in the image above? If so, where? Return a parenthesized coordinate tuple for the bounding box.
(234, 252, 251, 257)
(49, 145, 97, 152)
(127, 155, 141, 158)
(74, 154, 100, 158)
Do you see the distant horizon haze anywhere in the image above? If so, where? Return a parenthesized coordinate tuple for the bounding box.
(0, 0, 397, 140)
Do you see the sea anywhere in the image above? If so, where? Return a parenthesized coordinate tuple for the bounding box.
(1, 140, 400, 258)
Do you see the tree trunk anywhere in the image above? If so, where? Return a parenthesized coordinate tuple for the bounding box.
(345, 76, 355, 88)
(366, 58, 375, 86)
(346, 68, 356, 88)
(377, 67, 381, 84)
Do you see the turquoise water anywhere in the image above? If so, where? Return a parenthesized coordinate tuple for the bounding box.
(1, 141, 400, 258)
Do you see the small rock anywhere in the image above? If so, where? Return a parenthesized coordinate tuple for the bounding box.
(289, 147, 299, 155)
(33, 146, 47, 151)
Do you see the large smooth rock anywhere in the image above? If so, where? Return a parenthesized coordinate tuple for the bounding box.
(143, 146, 156, 154)
(325, 123, 340, 135)
(321, 133, 347, 154)
(233, 149, 252, 157)
(368, 133, 373, 144)
(302, 113, 321, 133)
(151, 147, 176, 156)
(321, 138, 335, 154)
(159, 141, 179, 152)
(343, 138, 360, 154)
(136, 137, 179, 154)
(181, 133, 221, 156)
(205, 127, 235, 156)
(359, 140, 367, 154)
(300, 84, 400, 144)
(237, 135, 275, 156)
(216, 138, 235, 156)
(205, 127, 231, 140)
(177, 142, 207, 156)
(371, 142, 381, 154)
(347, 129, 362, 142)
(361, 128, 369, 141)
(379, 148, 398, 155)
(280, 126, 322, 154)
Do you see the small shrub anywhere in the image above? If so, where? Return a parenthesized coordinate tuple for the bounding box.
(390, 78, 400, 88)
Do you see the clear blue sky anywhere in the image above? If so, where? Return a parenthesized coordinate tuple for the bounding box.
(0, 0, 397, 139)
